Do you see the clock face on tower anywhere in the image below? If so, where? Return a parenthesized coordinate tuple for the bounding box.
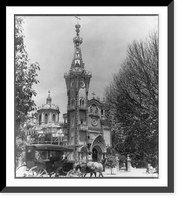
(80, 81, 85, 88)
(91, 118, 98, 127)
(70, 81, 74, 87)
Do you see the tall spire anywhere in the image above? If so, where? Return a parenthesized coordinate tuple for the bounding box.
(71, 22, 84, 70)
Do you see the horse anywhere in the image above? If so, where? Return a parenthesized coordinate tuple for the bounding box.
(75, 158, 107, 177)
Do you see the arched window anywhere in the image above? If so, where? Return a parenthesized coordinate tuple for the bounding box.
(52, 114, 56, 122)
(44, 113, 48, 124)
(82, 99, 84, 106)
(71, 98, 75, 106)
(80, 98, 85, 106)
(39, 114, 42, 125)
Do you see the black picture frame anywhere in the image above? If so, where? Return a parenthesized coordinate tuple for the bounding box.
(4, 2, 174, 193)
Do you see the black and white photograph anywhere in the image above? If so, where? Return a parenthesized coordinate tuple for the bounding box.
(5, 5, 174, 193)
(15, 14, 159, 178)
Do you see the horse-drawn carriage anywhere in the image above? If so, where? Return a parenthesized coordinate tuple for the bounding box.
(16, 144, 76, 177)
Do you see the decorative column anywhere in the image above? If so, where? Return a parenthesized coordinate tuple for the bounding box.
(74, 77, 79, 162)
(67, 91, 70, 144)
(85, 90, 89, 144)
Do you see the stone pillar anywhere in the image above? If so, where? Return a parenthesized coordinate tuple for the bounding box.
(56, 113, 59, 122)
(58, 113, 60, 122)
(87, 152, 92, 162)
(41, 113, 44, 124)
(126, 154, 131, 172)
(49, 112, 52, 123)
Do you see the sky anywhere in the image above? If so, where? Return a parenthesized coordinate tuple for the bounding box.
(23, 15, 158, 121)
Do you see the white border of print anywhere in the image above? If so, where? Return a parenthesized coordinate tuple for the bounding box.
(6, 6, 167, 187)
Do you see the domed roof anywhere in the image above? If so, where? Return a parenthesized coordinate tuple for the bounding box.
(38, 103, 59, 111)
(37, 91, 59, 111)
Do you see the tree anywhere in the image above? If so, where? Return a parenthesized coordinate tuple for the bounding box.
(106, 155, 117, 174)
(15, 17, 40, 167)
(15, 16, 40, 137)
(104, 32, 158, 166)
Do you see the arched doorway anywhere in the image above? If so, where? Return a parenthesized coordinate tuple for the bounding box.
(92, 148, 98, 161)
(78, 146, 88, 162)
(91, 134, 107, 162)
(92, 145, 102, 162)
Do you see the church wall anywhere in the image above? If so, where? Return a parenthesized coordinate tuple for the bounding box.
(79, 87, 86, 99)
(102, 128, 111, 147)
(79, 131, 86, 145)
(69, 111, 75, 126)
(88, 116, 101, 130)
(68, 111, 76, 145)
(79, 110, 86, 124)
(69, 128, 75, 145)
(70, 88, 76, 98)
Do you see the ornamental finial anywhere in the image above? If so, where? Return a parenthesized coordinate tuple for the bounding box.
(75, 16, 81, 36)
(46, 90, 52, 104)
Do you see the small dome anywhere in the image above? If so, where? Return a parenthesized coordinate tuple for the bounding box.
(39, 103, 59, 110)
(37, 91, 59, 111)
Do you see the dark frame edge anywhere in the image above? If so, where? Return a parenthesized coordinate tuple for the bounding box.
(0, 186, 175, 193)
(167, 0, 174, 193)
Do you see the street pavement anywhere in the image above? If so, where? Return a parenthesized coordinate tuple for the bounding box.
(16, 166, 158, 178)
(102, 167, 158, 178)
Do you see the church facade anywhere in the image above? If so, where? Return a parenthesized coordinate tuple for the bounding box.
(63, 23, 112, 162)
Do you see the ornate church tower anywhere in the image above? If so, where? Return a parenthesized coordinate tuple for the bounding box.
(64, 23, 92, 161)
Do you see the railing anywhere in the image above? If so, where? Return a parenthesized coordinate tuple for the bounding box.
(64, 70, 92, 78)
(67, 105, 75, 110)
(79, 105, 87, 110)
(67, 105, 87, 110)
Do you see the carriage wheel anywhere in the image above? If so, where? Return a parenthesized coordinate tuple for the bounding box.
(66, 169, 83, 177)
(55, 167, 63, 177)
(28, 166, 48, 177)
(66, 169, 75, 177)
(16, 165, 27, 177)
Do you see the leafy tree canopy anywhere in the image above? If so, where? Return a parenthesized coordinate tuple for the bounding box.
(15, 17, 40, 168)
(15, 17, 40, 137)
(104, 32, 158, 166)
